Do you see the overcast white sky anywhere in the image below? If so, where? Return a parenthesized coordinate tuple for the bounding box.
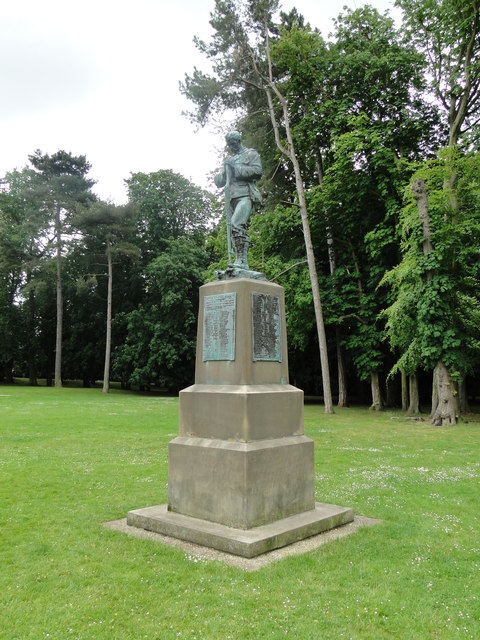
(1, 0, 399, 203)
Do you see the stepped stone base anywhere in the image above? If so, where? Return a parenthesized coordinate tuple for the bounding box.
(168, 435, 314, 529)
(127, 502, 354, 558)
(178, 383, 304, 441)
(126, 278, 354, 557)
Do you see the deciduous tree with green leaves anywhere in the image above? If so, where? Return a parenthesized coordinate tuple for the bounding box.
(109, 170, 218, 392)
(112, 238, 208, 392)
(75, 201, 139, 393)
(125, 169, 219, 261)
(390, 0, 480, 422)
(0, 167, 52, 384)
(382, 152, 480, 424)
(299, 5, 438, 408)
(182, 0, 334, 412)
(396, 0, 480, 150)
(28, 150, 95, 387)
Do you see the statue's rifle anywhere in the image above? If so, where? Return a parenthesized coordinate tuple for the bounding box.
(225, 163, 233, 265)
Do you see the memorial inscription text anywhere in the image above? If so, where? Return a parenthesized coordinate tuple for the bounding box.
(202, 293, 237, 361)
(252, 293, 282, 362)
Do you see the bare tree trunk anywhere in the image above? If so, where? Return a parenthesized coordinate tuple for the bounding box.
(292, 166, 333, 413)
(458, 378, 469, 414)
(431, 361, 458, 426)
(27, 271, 38, 386)
(408, 374, 419, 414)
(103, 245, 113, 394)
(327, 230, 348, 407)
(401, 369, 409, 412)
(54, 208, 63, 388)
(350, 246, 382, 410)
(431, 367, 439, 416)
(370, 371, 383, 411)
(328, 232, 348, 407)
(263, 62, 333, 413)
(315, 148, 348, 408)
(336, 333, 348, 407)
(412, 178, 433, 260)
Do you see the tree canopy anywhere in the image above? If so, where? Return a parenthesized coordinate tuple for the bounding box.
(2, 1, 480, 422)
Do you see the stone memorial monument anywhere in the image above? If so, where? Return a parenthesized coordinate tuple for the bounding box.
(127, 132, 353, 557)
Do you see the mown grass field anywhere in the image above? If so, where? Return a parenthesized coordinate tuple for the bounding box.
(1, 385, 479, 639)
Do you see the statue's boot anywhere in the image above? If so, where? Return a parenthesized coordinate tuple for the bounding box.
(233, 229, 249, 270)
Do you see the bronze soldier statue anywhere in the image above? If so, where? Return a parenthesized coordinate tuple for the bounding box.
(215, 131, 262, 275)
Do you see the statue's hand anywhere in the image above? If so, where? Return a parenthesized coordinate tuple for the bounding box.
(214, 171, 226, 188)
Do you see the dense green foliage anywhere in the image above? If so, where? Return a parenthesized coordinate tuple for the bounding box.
(382, 152, 480, 379)
(0, 164, 219, 391)
(1, 386, 480, 638)
(1, 0, 480, 412)
(181, 0, 480, 414)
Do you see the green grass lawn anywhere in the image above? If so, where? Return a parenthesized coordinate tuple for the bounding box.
(1, 385, 479, 639)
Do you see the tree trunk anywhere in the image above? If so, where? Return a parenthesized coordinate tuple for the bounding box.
(431, 361, 457, 426)
(413, 178, 458, 425)
(370, 371, 383, 411)
(54, 208, 63, 388)
(385, 375, 397, 408)
(408, 373, 419, 414)
(446, 4, 479, 150)
(264, 80, 333, 414)
(296, 176, 333, 414)
(103, 245, 113, 394)
(3, 359, 14, 384)
(430, 7, 478, 424)
(315, 149, 348, 408)
(336, 332, 348, 407)
(401, 369, 409, 411)
(412, 178, 433, 258)
(458, 378, 469, 414)
(27, 280, 38, 386)
(328, 224, 348, 407)
(351, 246, 381, 410)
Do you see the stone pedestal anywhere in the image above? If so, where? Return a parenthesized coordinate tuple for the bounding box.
(127, 278, 353, 557)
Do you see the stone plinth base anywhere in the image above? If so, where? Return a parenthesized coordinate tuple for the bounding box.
(179, 383, 304, 441)
(126, 278, 354, 557)
(127, 502, 354, 558)
(168, 435, 314, 529)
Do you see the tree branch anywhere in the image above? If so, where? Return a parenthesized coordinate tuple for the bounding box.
(449, 3, 480, 144)
(271, 259, 308, 282)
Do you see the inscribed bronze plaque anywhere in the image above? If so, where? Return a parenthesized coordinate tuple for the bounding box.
(251, 293, 282, 362)
(202, 292, 236, 361)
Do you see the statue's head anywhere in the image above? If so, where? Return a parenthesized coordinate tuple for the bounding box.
(226, 130, 242, 153)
